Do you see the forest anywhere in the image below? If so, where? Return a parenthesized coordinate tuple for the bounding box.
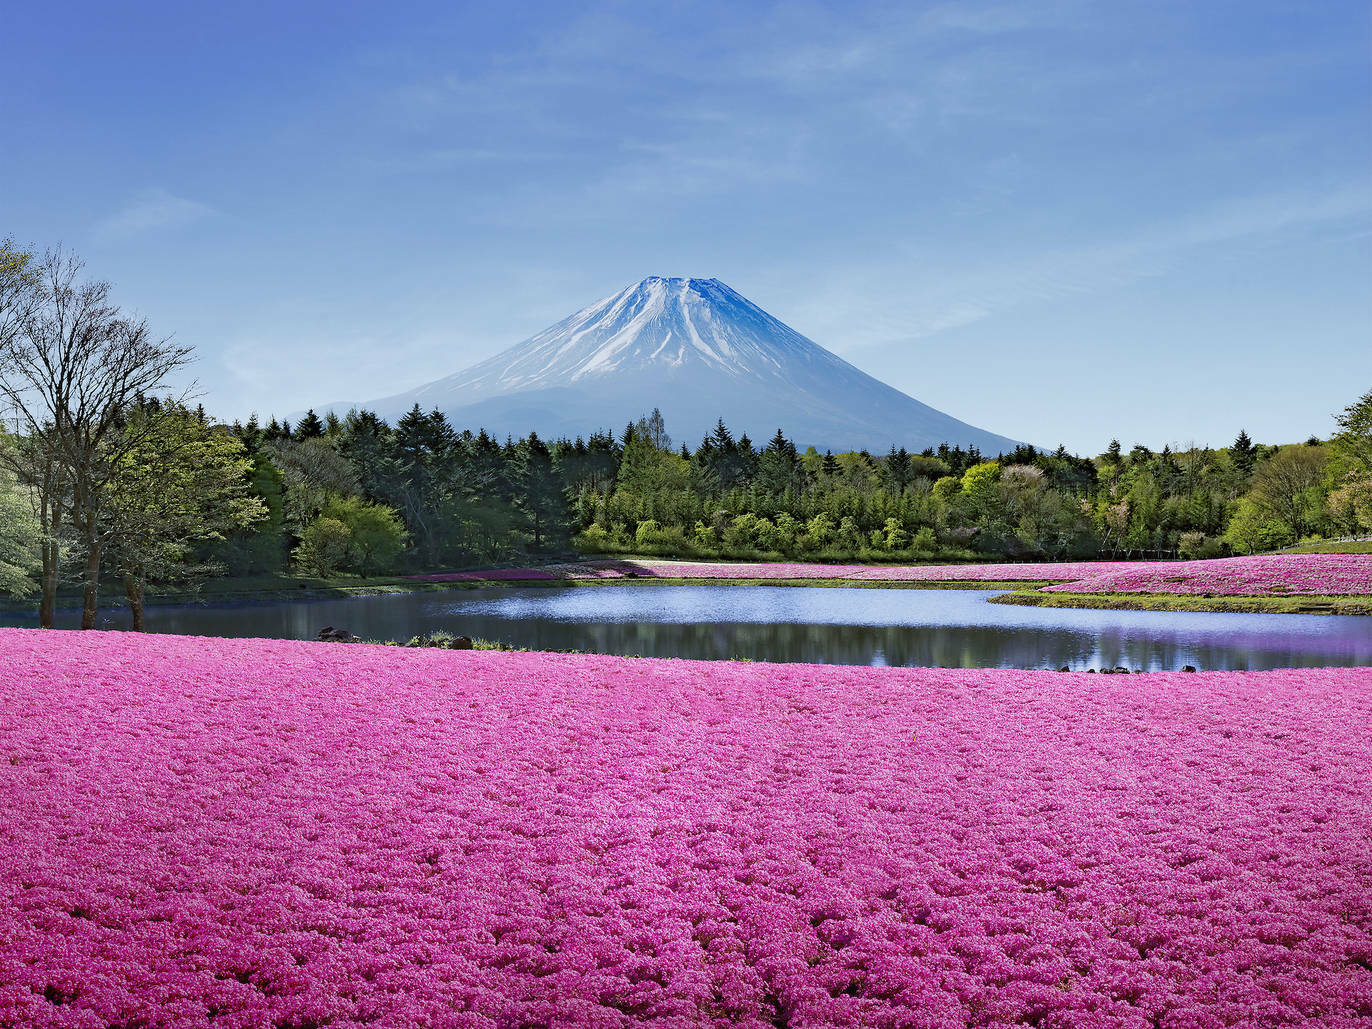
(200, 395, 1371, 578)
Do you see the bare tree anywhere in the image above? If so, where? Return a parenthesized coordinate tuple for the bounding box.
(0, 248, 192, 627)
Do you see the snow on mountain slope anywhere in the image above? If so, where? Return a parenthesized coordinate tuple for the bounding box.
(337, 277, 1023, 453)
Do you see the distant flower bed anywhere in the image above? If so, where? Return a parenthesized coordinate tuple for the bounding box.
(2, 629, 1367, 1026)
(414, 559, 1141, 582)
(616, 559, 1136, 581)
(410, 568, 558, 581)
(411, 554, 1372, 597)
(1042, 554, 1372, 596)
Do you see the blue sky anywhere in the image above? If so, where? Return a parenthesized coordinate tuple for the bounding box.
(2, 0, 1367, 453)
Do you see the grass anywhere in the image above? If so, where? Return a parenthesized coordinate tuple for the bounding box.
(1279, 540, 1372, 554)
(989, 590, 1372, 616)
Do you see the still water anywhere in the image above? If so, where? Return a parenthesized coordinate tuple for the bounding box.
(10, 585, 1370, 670)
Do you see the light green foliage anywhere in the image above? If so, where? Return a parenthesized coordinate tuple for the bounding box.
(268, 437, 361, 530)
(293, 516, 352, 576)
(1332, 389, 1372, 473)
(579, 523, 611, 547)
(722, 512, 762, 550)
(932, 475, 962, 502)
(881, 517, 910, 550)
(836, 516, 864, 551)
(635, 519, 661, 546)
(0, 464, 40, 596)
(1244, 445, 1328, 540)
(323, 496, 407, 576)
(960, 461, 1001, 498)
(803, 512, 835, 550)
(910, 526, 937, 553)
(108, 404, 268, 593)
(1223, 497, 1294, 554)
(1327, 477, 1372, 534)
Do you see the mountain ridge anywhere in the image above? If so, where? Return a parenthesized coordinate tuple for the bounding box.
(319, 277, 1023, 453)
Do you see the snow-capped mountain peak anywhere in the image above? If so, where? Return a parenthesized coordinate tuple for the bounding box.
(334, 277, 1022, 453)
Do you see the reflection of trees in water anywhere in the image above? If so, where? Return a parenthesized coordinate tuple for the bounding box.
(439, 616, 1369, 671)
(25, 591, 1368, 671)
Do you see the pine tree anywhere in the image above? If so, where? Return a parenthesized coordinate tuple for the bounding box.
(295, 409, 324, 439)
(1230, 430, 1257, 479)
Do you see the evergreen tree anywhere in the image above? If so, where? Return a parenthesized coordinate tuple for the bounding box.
(515, 433, 567, 551)
(295, 409, 325, 439)
(240, 413, 263, 452)
(1230, 429, 1257, 480)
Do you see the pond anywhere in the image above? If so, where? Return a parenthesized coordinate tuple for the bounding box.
(8, 584, 1371, 670)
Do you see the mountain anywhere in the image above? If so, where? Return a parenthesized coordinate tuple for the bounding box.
(331, 277, 1022, 454)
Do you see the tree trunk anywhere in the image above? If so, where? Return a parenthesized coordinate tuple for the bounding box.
(40, 542, 57, 628)
(38, 477, 60, 629)
(125, 575, 145, 632)
(81, 543, 101, 630)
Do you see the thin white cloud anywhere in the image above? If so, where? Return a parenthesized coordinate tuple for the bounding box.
(794, 181, 1372, 354)
(93, 189, 218, 244)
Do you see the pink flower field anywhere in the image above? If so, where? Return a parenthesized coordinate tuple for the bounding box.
(603, 560, 1130, 582)
(410, 568, 559, 582)
(2, 630, 1369, 1027)
(1040, 554, 1372, 596)
(411, 559, 1141, 584)
(409, 553, 1372, 596)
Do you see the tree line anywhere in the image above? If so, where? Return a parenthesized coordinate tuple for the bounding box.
(2, 240, 1369, 629)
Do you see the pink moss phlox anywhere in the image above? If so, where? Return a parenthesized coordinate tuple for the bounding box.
(1041, 553, 1372, 596)
(411, 554, 1372, 595)
(2, 629, 1369, 1026)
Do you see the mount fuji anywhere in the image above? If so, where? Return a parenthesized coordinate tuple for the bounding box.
(336, 277, 1022, 453)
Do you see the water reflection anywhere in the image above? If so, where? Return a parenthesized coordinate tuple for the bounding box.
(7, 585, 1369, 670)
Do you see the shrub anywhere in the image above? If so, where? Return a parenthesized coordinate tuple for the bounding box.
(837, 516, 865, 552)
(1177, 532, 1224, 561)
(579, 523, 610, 547)
(722, 513, 761, 550)
(752, 517, 783, 552)
(932, 475, 962, 502)
(804, 513, 836, 550)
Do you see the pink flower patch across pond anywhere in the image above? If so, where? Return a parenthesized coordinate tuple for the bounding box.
(1042, 553, 1372, 596)
(408, 568, 558, 582)
(1, 629, 1368, 1027)
(626, 559, 1133, 581)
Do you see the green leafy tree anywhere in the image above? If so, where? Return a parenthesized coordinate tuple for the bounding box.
(0, 248, 193, 628)
(0, 458, 40, 596)
(293, 516, 351, 576)
(104, 403, 267, 629)
(1332, 390, 1372, 472)
(1245, 444, 1328, 540)
(323, 496, 407, 576)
